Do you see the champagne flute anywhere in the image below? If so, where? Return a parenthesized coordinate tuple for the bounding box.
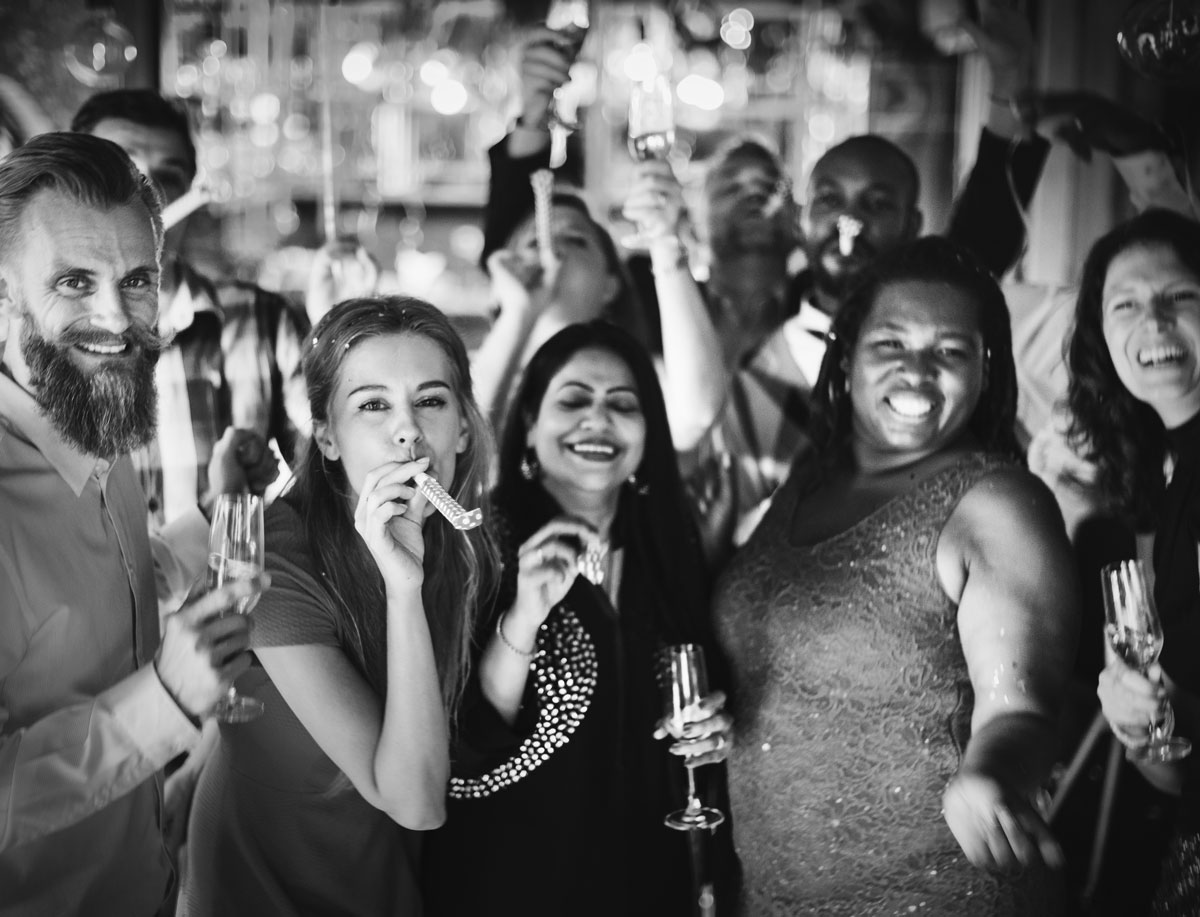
(622, 74, 676, 251)
(544, 0, 590, 169)
(658, 643, 726, 831)
(1101, 559, 1191, 762)
(208, 492, 266, 723)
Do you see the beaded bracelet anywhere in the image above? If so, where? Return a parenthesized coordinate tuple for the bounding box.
(496, 612, 537, 658)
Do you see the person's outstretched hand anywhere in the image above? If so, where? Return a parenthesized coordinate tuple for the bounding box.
(206, 427, 280, 502)
(1028, 90, 1169, 160)
(961, 0, 1034, 96)
(517, 25, 577, 130)
(306, 240, 380, 326)
(943, 769, 1064, 875)
(621, 159, 688, 242)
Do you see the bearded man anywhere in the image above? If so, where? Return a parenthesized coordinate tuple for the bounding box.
(0, 132, 269, 917)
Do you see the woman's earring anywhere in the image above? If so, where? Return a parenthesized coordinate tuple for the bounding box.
(520, 448, 541, 481)
(627, 471, 650, 496)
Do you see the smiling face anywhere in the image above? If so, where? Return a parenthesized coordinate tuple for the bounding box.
(509, 203, 620, 319)
(1100, 243, 1200, 429)
(0, 187, 162, 455)
(801, 142, 921, 302)
(314, 332, 469, 505)
(848, 279, 986, 472)
(527, 346, 646, 506)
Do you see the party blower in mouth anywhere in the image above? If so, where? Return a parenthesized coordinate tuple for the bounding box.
(414, 473, 483, 531)
(836, 214, 863, 257)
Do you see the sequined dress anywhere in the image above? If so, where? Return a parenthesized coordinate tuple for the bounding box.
(422, 509, 738, 917)
(714, 452, 1063, 916)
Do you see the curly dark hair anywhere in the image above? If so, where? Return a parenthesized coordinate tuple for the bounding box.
(1066, 208, 1200, 528)
(809, 235, 1020, 472)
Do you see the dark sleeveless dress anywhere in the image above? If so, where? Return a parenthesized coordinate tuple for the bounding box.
(714, 452, 1064, 916)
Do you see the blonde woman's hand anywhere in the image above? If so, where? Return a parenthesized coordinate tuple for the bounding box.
(355, 457, 433, 594)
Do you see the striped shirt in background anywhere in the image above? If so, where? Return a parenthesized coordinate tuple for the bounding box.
(132, 262, 310, 527)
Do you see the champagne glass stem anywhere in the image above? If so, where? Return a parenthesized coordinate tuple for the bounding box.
(685, 763, 700, 812)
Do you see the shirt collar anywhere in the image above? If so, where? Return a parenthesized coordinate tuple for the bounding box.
(0, 369, 104, 495)
(795, 299, 832, 336)
(159, 261, 220, 338)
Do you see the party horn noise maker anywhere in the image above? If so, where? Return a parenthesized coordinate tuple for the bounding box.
(415, 472, 483, 531)
(836, 214, 863, 257)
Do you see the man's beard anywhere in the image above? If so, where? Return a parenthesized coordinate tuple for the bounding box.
(20, 318, 164, 457)
(808, 232, 878, 303)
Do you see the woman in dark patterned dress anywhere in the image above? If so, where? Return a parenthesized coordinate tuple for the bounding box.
(424, 321, 739, 917)
(715, 236, 1080, 916)
(1067, 209, 1200, 916)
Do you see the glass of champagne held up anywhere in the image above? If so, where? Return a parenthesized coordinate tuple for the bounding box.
(1101, 559, 1191, 762)
(658, 643, 726, 831)
(622, 73, 676, 251)
(207, 492, 266, 723)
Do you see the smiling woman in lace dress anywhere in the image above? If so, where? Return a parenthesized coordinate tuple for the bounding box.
(714, 236, 1080, 916)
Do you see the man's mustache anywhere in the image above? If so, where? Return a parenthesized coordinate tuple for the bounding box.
(56, 322, 169, 356)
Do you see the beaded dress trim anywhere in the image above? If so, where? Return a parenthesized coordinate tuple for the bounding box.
(449, 607, 598, 799)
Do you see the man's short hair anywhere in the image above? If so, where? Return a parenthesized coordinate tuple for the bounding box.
(70, 89, 197, 180)
(816, 134, 921, 207)
(0, 132, 164, 265)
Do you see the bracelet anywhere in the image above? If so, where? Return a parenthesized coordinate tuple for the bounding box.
(496, 612, 537, 658)
(649, 237, 690, 273)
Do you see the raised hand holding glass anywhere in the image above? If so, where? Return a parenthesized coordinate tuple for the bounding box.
(623, 74, 676, 251)
(544, 0, 589, 168)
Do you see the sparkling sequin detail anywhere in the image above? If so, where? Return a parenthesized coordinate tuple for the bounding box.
(715, 454, 1062, 916)
(449, 607, 598, 799)
(577, 539, 609, 586)
(1151, 822, 1200, 917)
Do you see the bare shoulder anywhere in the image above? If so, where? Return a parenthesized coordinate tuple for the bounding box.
(937, 464, 1074, 602)
(947, 465, 1067, 544)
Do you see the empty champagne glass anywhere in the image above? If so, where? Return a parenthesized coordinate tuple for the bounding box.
(1101, 559, 1191, 762)
(658, 643, 726, 831)
(622, 73, 676, 251)
(544, 0, 590, 168)
(208, 492, 266, 723)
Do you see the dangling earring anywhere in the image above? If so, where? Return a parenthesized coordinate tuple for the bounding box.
(627, 471, 649, 496)
(982, 348, 991, 392)
(520, 448, 541, 481)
